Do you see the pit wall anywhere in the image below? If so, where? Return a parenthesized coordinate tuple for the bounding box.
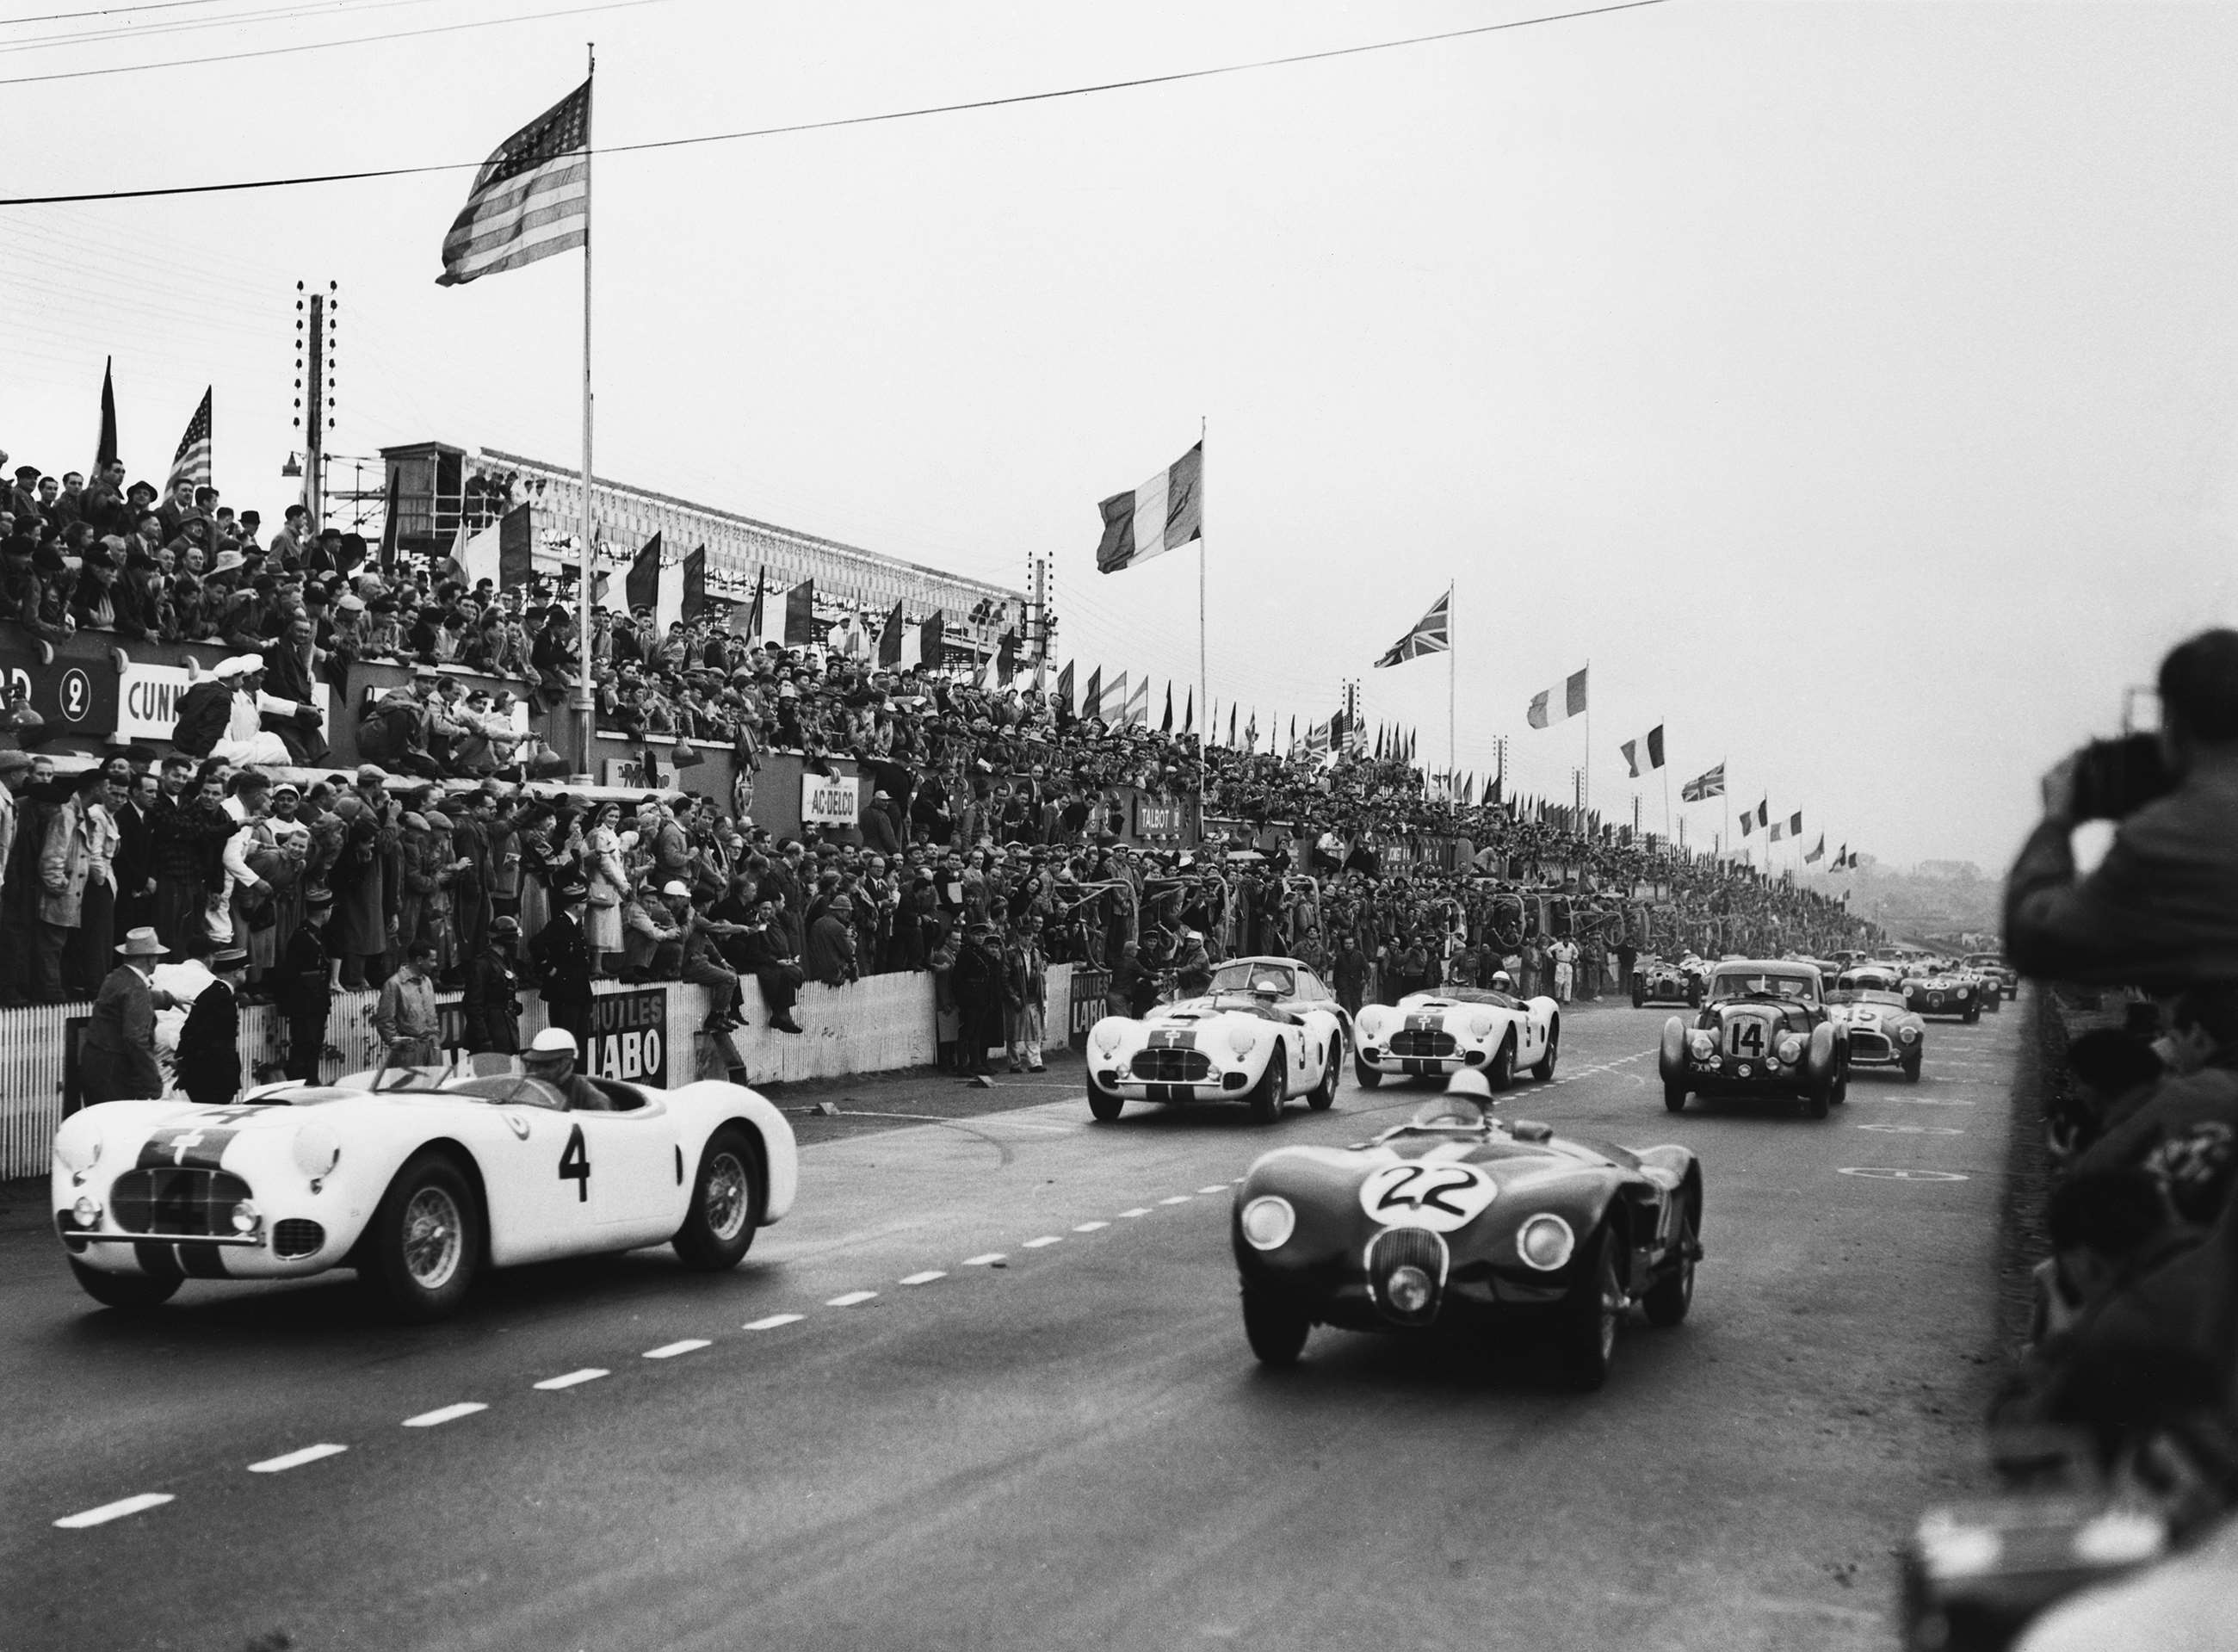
(0, 964, 1082, 1179)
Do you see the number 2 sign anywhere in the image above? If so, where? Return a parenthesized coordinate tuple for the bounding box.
(1357, 1160, 1497, 1231)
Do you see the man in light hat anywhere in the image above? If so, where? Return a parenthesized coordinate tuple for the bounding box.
(79, 927, 175, 1103)
(176, 945, 250, 1105)
(521, 1025, 609, 1111)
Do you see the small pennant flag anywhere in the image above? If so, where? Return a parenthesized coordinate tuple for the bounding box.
(625, 531, 663, 616)
(1160, 682, 1174, 733)
(1770, 820, 1786, 844)
(878, 601, 906, 667)
(1095, 442, 1203, 573)
(1620, 727, 1665, 778)
(1228, 702, 1238, 746)
(1789, 810, 1803, 837)
(437, 79, 591, 286)
(164, 387, 213, 494)
(1054, 659, 1075, 718)
(784, 579, 818, 646)
(681, 545, 708, 623)
(1805, 834, 1826, 864)
(1740, 808, 1756, 838)
(95, 356, 120, 470)
(1681, 762, 1726, 802)
(1082, 666, 1102, 721)
(1123, 675, 1149, 727)
(1184, 687, 1193, 736)
(1373, 591, 1451, 667)
(1527, 666, 1589, 729)
(1106, 671, 1129, 724)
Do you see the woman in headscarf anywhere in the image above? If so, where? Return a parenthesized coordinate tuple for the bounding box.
(584, 801, 628, 974)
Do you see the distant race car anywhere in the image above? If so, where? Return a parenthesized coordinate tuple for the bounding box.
(1231, 1074, 1703, 1389)
(1631, 956, 1703, 1009)
(1902, 968, 1983, 1024)
(1085, 988, 1346, 1123)
(50, 1059, 800, 1320)
(1352, 987, 1560, 1089)
(1826, 968, 1926, 1082)
(1658, 959, 1850, 1118)
(1965, 953, 2019, 1001)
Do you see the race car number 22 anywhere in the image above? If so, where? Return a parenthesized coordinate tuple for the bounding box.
(1358, 1161, 1495, 1231)
(560, 1124, 590, 1201)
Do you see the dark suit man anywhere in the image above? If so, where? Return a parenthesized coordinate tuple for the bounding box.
(269, 890, 335, 1082)
(176, 948, 248, 1106)
(528, 881, 595, 1049)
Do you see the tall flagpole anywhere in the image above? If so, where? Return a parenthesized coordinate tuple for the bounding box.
(1581, 656, 1592, 824)
(575, 42, 597, 778)
(1196, 415, 1207, 847)
(1446, 578, 1456, 804)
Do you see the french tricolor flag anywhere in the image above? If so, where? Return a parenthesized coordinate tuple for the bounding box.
(1095, 441, 1203, 573)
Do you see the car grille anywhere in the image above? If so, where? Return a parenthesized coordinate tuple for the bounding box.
(110, 1168, 251, 1237)
(1366, 1226, 1449, 1327)
(273, 1219, 325, 1259)
(1389, 1030, 1457, 1058)
(1134, 1049, 1211, 1082)
(1850, 1031, 1893, 1061)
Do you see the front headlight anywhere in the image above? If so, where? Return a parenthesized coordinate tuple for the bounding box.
(71, 1195, 103, 1228)
(1688, 1030, 1715, 1061)
(229, 1199, 262, 1235)
(1116, 1059, 1133, 1080)
(1517, 1214, 1575, 1271)
(1900, 1025, 1920, 1043)
(1468, 1013, 1496, 1039)
(1092, 1023, 1124, 1057)
(1386, 1265, 1433, 1315)
(55, 1120, 104, 1179)
(1227, 1024, 1258, 1058)
(1777, 1034, 1804, 1064)
(1240, 1196, 1295, 1251)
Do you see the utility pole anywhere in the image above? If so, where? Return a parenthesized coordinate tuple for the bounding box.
(294, 281, 338, 528)
(1028, 553, 1050, 665)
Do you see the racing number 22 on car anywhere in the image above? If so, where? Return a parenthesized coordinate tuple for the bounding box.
(582, 989, 668, 1085)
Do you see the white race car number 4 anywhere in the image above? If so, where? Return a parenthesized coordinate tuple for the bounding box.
(1359, 1162, 1495, 1230)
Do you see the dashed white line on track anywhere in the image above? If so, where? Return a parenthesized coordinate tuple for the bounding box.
(1116, 1208, 1151, 1218)
(402, 1402, 486, 1428)
(962, 1253, 1006, 1265)
(53, 1493, 172, 1529)
(825, 1290, 878, 1307)
(900, 1270, 947, 1285)
(1073, 1221, 1110, 1233)
(1196, 1185, 1229, 1194)
(1159, 1196, 1193, 1205)
(1023, 1236, 1063, 1248)
(745, 1313, 804, 1330)
(248, 1444, 348, 1474)
(535, 1368, 609, 1390)
(644, 1339, 711, 1359)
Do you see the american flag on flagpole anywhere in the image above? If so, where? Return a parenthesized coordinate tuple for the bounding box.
(163, 387, 212, 494)
(437, 80, 591, 286)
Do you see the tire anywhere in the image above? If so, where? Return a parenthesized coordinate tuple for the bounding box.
(68, 1259, 181, 1312)
(1663, 1082, 1688, 1114)
(1555, 1227, 1623, 1390)
(1488, 1035, 1517, 1092)
(1982, 994, 2000, 1017)
(1086, 1073, 1124, 1122)
(1964, 1005, 1980, 1025)
(1642, 1197, 1697, 1328)
(1530, 1021, 1560, 1082)
(1353, 1054, 1383, 1090)
(1832, 1055, 1849, 1106)
(364, 1152, 482, 1322)
(1802, 1072, 1831, 1120)
(1242, 1288, 1310, 1367)
(1248, 1047, 1285, 1123)
(1902, 1054, 1922, 1085)
(1689, 984, 1703, 1009)
(1630, 981, 1644, 1009)
(1307, 1038, 1339, 1111)
(671, 1125, 764, 1271)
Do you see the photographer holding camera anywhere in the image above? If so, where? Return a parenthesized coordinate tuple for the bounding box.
(2006, 628, 2238, 990)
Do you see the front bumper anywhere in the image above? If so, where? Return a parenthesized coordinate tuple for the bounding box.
(1667, 1055, 1814, 1094)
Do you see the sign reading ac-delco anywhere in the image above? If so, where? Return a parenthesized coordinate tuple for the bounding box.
(579, 988, 668, 1085)
(800, 772, 860, 826)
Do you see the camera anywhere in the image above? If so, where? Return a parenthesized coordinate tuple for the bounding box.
(2068, 733, 2176, 821)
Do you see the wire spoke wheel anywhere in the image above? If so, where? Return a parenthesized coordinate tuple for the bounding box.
(401, 1186, 465, 1290)
(703, 1151, 749, 1242)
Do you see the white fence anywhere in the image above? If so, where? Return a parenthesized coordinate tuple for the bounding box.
(0, 965, 1079, 1180)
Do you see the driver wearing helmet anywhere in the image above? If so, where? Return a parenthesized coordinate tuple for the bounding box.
(1421, 1067, 1496, 1128)
(521, 1026, 611, 1111)
(1488, 969, 1514, 993)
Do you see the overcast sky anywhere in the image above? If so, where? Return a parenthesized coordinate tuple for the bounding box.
(3, 0, 2233, 869)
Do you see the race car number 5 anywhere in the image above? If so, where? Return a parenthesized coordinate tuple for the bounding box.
(1358, 1161, 1495, 1231)
(560, 1123, 591, 1201)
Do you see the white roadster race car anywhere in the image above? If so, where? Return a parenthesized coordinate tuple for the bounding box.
(1351, 987, 1561, 1089)
(1085, 988, 1346, 1123)
(50, 1062, 799, 1320)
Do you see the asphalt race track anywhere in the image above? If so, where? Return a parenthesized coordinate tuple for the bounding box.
(1, 998, 2026, 1652)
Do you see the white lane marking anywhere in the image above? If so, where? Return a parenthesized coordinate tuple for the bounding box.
(1116, 1208, 1152, 1218)
(962, 1253, 1007, 1266)
(1853, 1096, 1975, 1106)
(1023, 1236, 1063, 1249)
(644, 1340, 711, 1360)
(535, 1368, 609, 1390)
(1073, 1221, 1110, 1233)
(1159, 1196, 1193, 1205)
(825, 1290, 878, 1307)
(1231, 1177, 1245, 1185)
(54, 1493, 172, 1529)
(745, 1313, 804, 1330)
(1196, 1185, 1229, 1195)
(1857, 1124, 1965, 1135)
(900, 1270, 947, 1285)
(403, 1402, 487, 1428)
(248, 1443, 348, 1474)
(1838, 1167, 1970, 1182)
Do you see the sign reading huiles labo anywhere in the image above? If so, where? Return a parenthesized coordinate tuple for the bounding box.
(580, 988, 668, 1085)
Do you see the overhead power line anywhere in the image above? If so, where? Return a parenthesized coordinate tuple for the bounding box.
(0, 0, 1673, 203)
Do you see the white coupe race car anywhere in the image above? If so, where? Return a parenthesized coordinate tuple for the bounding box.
(1352, 987, 1561, 1090)
(1085, 988, 1345, 1123)
(50, 1061, 800, 1321)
